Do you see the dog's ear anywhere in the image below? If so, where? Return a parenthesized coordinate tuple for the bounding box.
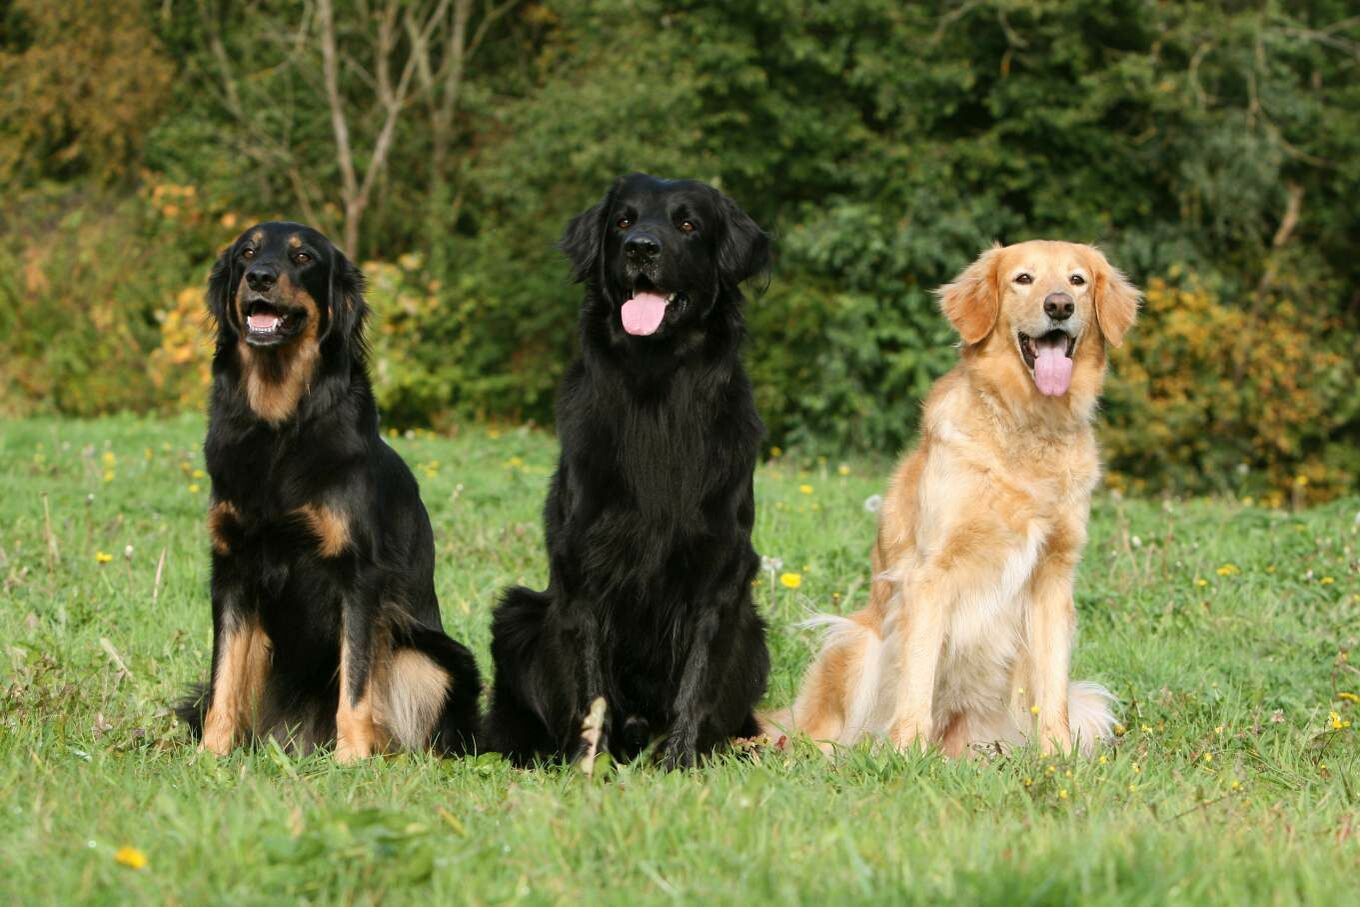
(206, 242, 239, 337)
(717, 193, 772, 289)
(938, 244, 1004, 345)
(559, 182, 616, 284)
(324, 249, 368, 346)
(1089, 248, 1140, 348)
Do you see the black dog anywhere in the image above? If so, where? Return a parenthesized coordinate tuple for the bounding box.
(483, 174, 772, 768)
(177, 222, 479, 761)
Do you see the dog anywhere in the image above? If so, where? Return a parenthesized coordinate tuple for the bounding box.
(769, 240, 1139, 756)
(481, 174, 772, 768)
(176, 222, 480, 762)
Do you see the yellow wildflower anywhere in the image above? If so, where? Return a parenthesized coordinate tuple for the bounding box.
(192, 468, 206, 479)
(101, 451, 117, 467)
(506, 457, 524, 468)
(1215, 564, 1238, 577)
(113, 845, 147, 869)
(1058, 788, 1069, 800)
(1202, 752, 1213, 763)
(188, 483, 200, 493)
(1337, 692, 1358, 703)
(769, 446, 783, 458)
(799, 484, 813, 494)
(1328, 711, 1351, 730)
(1265, 565, 1276, 574)
(95, 552, 113, 564)
(1030, 705, 1040, 716)
(1194, 578, 1208, 588)
(1320, 576, 1334, 585)
(837, 464, 850, 477)
(103, 470, 115, 483)
(779, 573, 802, 590)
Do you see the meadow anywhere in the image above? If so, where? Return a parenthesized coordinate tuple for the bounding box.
(1, 414, 1356, 904)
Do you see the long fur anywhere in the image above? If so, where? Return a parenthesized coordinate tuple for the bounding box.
(771, 241, 1138, 757)
(481, 174, 772, 768)
(177, 222, 480, 759)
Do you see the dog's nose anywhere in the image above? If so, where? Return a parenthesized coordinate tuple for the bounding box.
(245, 266, 277, 292)
(624, 233, 661, 261)
(1044, 292, 1074, 321)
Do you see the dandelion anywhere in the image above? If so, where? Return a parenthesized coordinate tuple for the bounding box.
(1320, 577, 1335, 585)
(1215, 725, 1224, 735)
(1230, 779, 1242, 791)
(103, 470, 115, 483)
(1215, 564, 1239, 577)
(188, 483, 201, 493)
(192, 468, 206, 479)
(506, 457, 524, 469)
(779, 573, 802, 590)
(1337, 692, 1359, 703)
(1023, 777, 1033, 787)
(95, 552, 113, 565)
(761, 556, 784, 573)
(1128, 783, 1138, 793)
(1328, 711, 1351, 730)
(1058, 788, 1069, 800)
(1030, 705, 1040, 716)
(863, 494, 883, 514)
(1098, 755, 1108, 765)
(1045, 764, 1056, 776)
(837, 464, 850, 477)
(101, 451, 117, 468)
(487, 428, 502, 440)
(113, 845, 147, 869)
(1194, 578, 1208, 588)
(769, 446, 783, 459)
(1265, 565, 1276, 574)
(1203, 752, 1213, 763)
(1113, 723, 1127, 736)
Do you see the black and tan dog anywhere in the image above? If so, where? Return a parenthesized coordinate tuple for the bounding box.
(177, 222, 479, 762)
(482, 174, 772, 768)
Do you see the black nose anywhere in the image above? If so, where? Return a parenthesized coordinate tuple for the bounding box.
(624, 233, 661, 261)
(1044, 292, 1074, 321)
(245, 266, 277, 292)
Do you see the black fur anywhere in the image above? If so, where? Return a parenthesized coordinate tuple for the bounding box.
(482, 174, 772, 768)
(176, 222, 480, 756)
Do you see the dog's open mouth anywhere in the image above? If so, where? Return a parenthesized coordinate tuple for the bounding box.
(1018, 330, 1076, 397)
(621, 277, 685, 337)
(243, 299, 302, 346)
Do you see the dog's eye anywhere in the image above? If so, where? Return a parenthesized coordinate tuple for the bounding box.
(679, 220, 696, 234)
(1070, 274, 1085, 286)
(293, 251, 311, 264)
(1014, 273, 1032, 285)
(242, 248, 256, 260)
(616, 217, 633, 230)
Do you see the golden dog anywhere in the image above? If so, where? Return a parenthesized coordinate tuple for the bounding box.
(771, 241, 1139, 756)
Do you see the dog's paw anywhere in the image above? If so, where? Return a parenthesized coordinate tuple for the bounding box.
(573, 697, 609, 776)
(655, 733, 698, 770)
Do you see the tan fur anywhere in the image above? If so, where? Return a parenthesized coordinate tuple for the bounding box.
(294, 503, 351, 558)
(207, 499, 239, 556)
(235, 273, 321, 424)
(373, 649, 452, 751)
(772, 241, 1138, 757)
(199, 617, 272, 755)
(335, 630, 382, 764)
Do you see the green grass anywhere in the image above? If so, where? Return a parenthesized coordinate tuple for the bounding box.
(1, 414, 1356, 905)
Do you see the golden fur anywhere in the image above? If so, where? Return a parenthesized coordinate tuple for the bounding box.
(769, 241, 1139, 756)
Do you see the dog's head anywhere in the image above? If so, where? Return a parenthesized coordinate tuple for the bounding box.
(939, 240, 1139, 399)
(560, 173, 770, 340)
(207, 222, 364, 352)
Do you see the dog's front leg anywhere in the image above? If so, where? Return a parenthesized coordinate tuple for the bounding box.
(200, 554, 270, 755)
(887, 570, 946, 752)
(1026, 556, 1077, 755)
(657, 608, 722, 769)
(566, 603, 613, 763)
(336, 595, 382, 764)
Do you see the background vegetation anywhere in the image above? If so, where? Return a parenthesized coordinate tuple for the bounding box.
(2, 0, 1357, 500)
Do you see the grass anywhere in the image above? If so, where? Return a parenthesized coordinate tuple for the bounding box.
(1, 413, 1357, 905)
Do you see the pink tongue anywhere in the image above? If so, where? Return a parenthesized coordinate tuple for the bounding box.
(620, 292, 668, 336)
(1033, 340, 1074, 396)
(248, 312, 280, 332)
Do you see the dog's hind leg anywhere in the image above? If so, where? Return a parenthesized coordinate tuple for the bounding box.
(777, 614, 880, 752)
(375, 624, 481, 755)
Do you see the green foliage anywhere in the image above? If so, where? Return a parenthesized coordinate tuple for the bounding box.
(2, 0, 1358, 499)
(2, 416, 1358, 903)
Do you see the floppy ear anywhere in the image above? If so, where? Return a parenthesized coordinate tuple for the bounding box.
(1090, 250, 1140, 348)
(559, 182, 615, 284)
(938, 244, 1004, 345)
(717, 193, 772, 289)
(206, 243, 239, 337)
(324, 250, 368, 346)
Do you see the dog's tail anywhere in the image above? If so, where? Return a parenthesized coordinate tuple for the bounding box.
(386, 624, 482, 756)
(1068, 680, 1118, 755)
(761, 613, 884, 746)
(174, 683, 209, 739)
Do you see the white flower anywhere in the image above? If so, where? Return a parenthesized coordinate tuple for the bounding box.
(761, 555, 784, 573)
(863, 494, 883, 514)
